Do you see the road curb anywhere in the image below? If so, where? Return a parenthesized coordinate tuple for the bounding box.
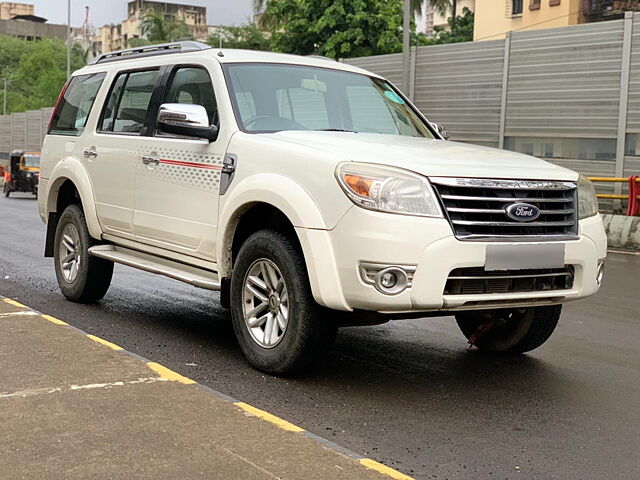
(1, 296, 414, 480)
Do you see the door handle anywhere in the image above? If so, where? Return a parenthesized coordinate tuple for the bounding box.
(83, 148, 98, 159)
(142, 155, 159, 166)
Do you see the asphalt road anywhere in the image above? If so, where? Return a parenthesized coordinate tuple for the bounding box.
(1, 193, 638, 480)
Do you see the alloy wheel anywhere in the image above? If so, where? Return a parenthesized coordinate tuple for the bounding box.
(59, 223, 81, 283)
(242, 259, 289, 348)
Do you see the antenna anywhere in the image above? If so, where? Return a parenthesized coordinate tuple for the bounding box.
(217, 37, 224, 57)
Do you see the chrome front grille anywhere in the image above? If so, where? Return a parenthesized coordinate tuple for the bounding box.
(429, 178, 579, 241)
(444, 266, 575, 295)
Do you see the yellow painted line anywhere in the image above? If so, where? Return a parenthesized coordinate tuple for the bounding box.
(359, 459, 414, 480)
(41, 314, 68, 326)
(147, 362, 196, 384)
(86, 334, 123, 351)
(3, 298, 28, 308)
(234, 402, 305, 433)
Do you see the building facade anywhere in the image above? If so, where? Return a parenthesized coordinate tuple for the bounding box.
(92, 1, 208, 54)
(0, 2, 33, 20)
(0, 2, 73, 42)
(474, 0, 640, 41)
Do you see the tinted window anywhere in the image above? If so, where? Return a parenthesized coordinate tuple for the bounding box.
(99, 69, 159, 134)
(49, 73, 106, 136)
(163, 67, 217, 124)
(100, 74, 126, 131)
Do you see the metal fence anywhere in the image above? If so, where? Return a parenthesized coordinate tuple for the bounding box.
(345, 12, 640, 210)
(0, 107, 53, 164)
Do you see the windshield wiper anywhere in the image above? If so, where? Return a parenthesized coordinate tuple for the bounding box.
(314, 128, 356, 133)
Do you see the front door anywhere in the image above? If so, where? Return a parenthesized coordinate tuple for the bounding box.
(133, 65, 225, 261)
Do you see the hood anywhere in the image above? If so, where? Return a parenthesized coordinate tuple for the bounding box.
(267, 131, 578, 181)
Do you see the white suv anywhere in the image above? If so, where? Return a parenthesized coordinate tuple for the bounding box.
(38, 42, 607, 375)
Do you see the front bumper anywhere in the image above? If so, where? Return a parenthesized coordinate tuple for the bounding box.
(297, 208, 607, 313)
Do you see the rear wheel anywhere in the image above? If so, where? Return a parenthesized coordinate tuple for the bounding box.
(456, 305, 561, 354)
(54, 204, 114, 303)
(230, 230, 336, 376)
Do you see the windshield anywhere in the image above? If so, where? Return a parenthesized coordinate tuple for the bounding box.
(21, 155, 40, 168)
(225, 63, 434, 138)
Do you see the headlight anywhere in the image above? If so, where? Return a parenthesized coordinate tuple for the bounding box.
(577, 175, 598, 219)
(335, 163, 442, 217)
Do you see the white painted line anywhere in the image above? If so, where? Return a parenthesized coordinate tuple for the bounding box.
(0, 377, 167, 400)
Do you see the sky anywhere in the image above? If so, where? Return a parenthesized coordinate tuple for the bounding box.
(21, 0, 255, 28)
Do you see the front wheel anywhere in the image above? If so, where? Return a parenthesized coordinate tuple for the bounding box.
(456, 305, 561, 354)
(230, 230, 336, 376)
(54, 204, 114, 303)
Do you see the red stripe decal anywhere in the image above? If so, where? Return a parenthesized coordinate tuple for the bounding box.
(158, 159, 222, 170)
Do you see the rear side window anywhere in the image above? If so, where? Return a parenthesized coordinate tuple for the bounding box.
(99, 69, 159, 135)
(48, 73, 106, 136)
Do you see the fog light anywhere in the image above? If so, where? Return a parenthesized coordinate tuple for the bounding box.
(596, 260, 605, 286)
(374, 267, 409, 295)
(359, 263, 416, 295)
(380, 271, 398, 289)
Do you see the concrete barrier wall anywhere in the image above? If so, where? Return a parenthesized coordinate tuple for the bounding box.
(602, 214, 640, 250)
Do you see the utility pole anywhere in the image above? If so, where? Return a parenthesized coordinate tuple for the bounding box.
(402, 0, 411, 95)
(67, 0, 71, 80)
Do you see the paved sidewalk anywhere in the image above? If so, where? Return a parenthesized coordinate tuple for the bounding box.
(0, 297, 408, 480)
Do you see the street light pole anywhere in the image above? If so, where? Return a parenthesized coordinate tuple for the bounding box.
(3, 78, 7, 116)
(402, 0, 411, 95)
(67, 0, 71, 80)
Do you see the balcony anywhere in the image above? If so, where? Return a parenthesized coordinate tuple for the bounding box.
(582, 0, 640, 21)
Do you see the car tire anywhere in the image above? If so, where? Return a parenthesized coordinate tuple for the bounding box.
(455, 305, 561, 354)
(54, 204, 114, 303)
(230, 230, 336, 376)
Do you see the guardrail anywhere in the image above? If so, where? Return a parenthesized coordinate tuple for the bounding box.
(588, 176, 640, 216)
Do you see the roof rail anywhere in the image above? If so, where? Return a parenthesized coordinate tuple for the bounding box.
(89, 41, 211, 65)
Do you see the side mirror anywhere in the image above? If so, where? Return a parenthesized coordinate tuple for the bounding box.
(157, 103, 219, 141)
(430, 122, 450, 140)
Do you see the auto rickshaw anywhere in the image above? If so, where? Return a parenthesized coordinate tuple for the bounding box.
(3, 150, 40, 197)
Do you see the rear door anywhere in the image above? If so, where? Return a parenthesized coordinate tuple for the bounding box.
(88, 68, 162, 236)
(132, 63, 227, 260)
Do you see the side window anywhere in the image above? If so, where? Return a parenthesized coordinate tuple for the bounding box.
(100, 74, 126, 131)
(162, 67, 217, 125)
(48, 72, 106, 136)
(99, 69, 159, 135)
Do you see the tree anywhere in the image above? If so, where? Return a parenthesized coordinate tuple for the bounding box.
(1, 37, 85, 113)
(140, 9, 189, 43)
(417, 7, 473, 45)
(263, 0, 404, 59)
(207, 24, 270, 51)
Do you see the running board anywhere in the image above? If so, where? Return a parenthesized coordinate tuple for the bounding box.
(88, 245, 221, 291)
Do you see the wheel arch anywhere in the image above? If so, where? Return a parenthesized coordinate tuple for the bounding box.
(44, 159, 101, 256)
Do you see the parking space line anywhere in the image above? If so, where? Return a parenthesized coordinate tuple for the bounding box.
(234, 402, 305, 433)
(359, 459, 414, 480)
(2, 298, 28, 308)
(146, 362, 197, 384)
(41, 314, 68, 325)
(86, 334, 124, 351)
(1, 297, 416, 479)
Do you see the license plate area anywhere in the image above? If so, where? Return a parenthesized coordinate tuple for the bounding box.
(485, 244, 565, 271)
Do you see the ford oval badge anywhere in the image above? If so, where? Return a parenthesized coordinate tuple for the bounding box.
(505, 203, 541, 222)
